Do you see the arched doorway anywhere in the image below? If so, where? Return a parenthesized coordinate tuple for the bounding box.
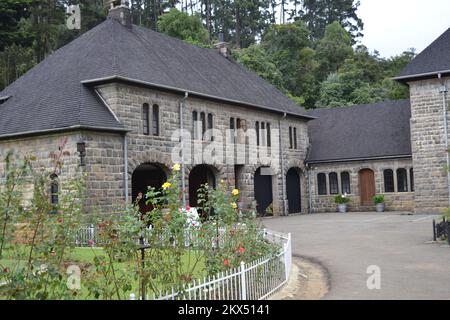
(359, 169, 375, 206)
(286, 168, 301, 214)
(254, 167, 273, 215)
(189, 165, 216, 208)
(132, 163, 167, 213)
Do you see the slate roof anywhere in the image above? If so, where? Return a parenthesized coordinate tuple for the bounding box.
(0, 17, 311, 139)
(395, 28, 450, 82)
(306, 99, 412, 164)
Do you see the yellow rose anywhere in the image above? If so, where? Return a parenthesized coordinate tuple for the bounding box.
(172, 163, 181, 171)
(162, 182, 172, 190)
(230, 202, 237, 209)
(231, 189, 239, 196)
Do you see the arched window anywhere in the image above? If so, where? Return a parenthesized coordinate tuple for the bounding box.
(143, 103, 150, 135)
(200, 112, 206, 139)
(256, 121, 260, 146)
(192, 111, 198, 140)
(293, 127, 298, 149)
(397, 168, 408, 192)
(207, 113, 213, 141)
(261, 122, 266, 146)
(410, 168, 414, 192)
(267, 123, 271, 147)
(329, 172, 338, 194)
(289, 127, 293, 149)
(384, 169, 394, 192)
(50, 174, 59, 213)
(152, 104, 159, 136)
(317, 173, 327, 195)
(341, 172, 351, 194)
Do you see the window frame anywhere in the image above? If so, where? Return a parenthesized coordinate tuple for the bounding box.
(329, 172, 339, 195)
(384, 169, 394, 193)
(410, 168, 414, 192)
(317, 173, 327, 195)
(152, 104, 159, 136)
(143, 103, 150, 136)
(341, 172, 351, 194)
(397, 168, 408, 193)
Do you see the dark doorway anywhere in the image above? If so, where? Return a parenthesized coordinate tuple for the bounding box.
(359, 169, 375, 206)
(254, 167, 273, 215)
(286, 168, 301, 214)
(189, 165, 216, 208)
(132, 163, 167, 214)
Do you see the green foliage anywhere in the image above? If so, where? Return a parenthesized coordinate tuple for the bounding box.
(157, 8, 210, 47)
(373, 195, 385, 204)
(334, 194, 350, 205)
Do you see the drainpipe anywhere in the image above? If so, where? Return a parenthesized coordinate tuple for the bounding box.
(438, 73, 450, 204)
(279, 112, 287, 216)
(179, 92, 189, 207)
(123, 133, 129, 203)
(305, 143, 313, 214)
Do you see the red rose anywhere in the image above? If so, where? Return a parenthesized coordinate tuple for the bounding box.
(223, 259, 230, 266)
(185, 205, 191, 211)
(239, 247, 245, 253)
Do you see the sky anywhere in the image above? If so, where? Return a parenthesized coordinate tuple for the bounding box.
(357, 0, 450, 58)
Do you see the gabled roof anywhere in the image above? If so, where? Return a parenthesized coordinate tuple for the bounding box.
(395, 28, 450, 82)
(0, 18, 311, 139)
(306, 99, 412, 164)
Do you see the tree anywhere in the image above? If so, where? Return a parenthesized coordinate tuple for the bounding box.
(316, 21, 353, 80)
(0, 0, 34, 50)
(299, 0, 363, 41)
(157, 8, 209, 46)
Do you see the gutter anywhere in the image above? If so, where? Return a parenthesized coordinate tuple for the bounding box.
(81, 75, 316, 121)
(278, 113, 287, 216)
(393, 70, 450, 83)
(0, 125, 129, 141)
(438, 73, 450, 205)
(305, 143, 313, 214)
(306, 154, 413, 165)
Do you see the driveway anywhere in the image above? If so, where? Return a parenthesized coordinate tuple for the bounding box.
(262, 212, 450, 300)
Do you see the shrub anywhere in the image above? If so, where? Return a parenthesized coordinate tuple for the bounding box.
(373, 195, 385, 204)
(334, 194, 350, 204)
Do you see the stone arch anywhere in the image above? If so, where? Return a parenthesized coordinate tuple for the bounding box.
(128, 150, 172, 176)
(188, 164, 221, 208)
(131, 163, 168, 213)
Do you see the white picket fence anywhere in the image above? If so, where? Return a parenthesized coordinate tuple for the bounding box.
(141, 229, 292, 301)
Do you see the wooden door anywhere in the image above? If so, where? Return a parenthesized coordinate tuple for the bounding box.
(359, 169, 375, 206)
(286, 168, 301, 214)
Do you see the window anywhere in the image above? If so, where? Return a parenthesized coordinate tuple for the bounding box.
(341, 172, 351, 194)
(256, 121, 260, 146)
(397, 168, 408, 192)
(230, 117, 235, 130)
(384, 169, 394, 193)
(267, 123, 271, 147)
(261, 122, 266, 146)
(152, 104, 159, 136)
(289, 127, 293, 149)
(317, 173, 327, 195)
(329, 172, 339, 195)
(410, 168, 414, 192)
(193, 111, 199, 140)
(293, 127, 297, 149)
(200, 112, 206, 139)
(143, 104, 150, 135)
(207, 113, 213, 141)
(50, 174, 59, 213)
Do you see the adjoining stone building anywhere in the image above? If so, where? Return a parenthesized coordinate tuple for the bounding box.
(1, 2, 450, 215)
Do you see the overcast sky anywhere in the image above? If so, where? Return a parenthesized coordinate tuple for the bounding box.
(357, 0, 450, 57)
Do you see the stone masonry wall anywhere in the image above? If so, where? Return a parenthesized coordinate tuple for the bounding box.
(308, 158, 415, 213)
(408, 78, 450, 214)
(96, 83, 310, 215)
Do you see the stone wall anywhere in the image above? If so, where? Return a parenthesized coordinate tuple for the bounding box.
(0, 132, 82, 205)
(308, 158, 415, 213)
(96, 83, 310, 215)
(408, 78, 450, 214)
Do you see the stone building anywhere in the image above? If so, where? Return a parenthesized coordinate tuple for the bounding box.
(0, 3, 450, 215)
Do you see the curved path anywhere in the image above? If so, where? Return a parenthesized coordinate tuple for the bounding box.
(263, 212, 450, 300)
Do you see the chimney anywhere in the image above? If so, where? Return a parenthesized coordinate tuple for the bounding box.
(214, 33, 231, 59)
(107, 0, 132, 29)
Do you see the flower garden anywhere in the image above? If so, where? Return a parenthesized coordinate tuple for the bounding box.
(0, 145, 283, 300)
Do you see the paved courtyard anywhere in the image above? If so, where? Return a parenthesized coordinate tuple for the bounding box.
(263, 212, 450, 300)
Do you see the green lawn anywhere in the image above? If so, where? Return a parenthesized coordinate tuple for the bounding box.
(0, 246, 205, 300)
